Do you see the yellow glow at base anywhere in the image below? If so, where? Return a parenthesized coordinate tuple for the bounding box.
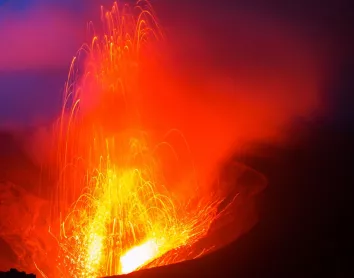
(120, 239, 160, 274)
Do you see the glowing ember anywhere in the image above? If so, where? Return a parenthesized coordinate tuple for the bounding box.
(47, 1, 223, 277)
(120, 238, 160, 274)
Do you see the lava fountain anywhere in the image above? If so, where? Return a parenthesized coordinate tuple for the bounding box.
(0, 1, 267, 277)
(48, 2, 227, 277)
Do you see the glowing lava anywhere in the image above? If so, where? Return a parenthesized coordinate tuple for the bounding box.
(120, 239, 160, 274)
(48, 1, 223, 277)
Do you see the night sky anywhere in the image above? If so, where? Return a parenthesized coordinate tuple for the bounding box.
(0, 0, 353, 127)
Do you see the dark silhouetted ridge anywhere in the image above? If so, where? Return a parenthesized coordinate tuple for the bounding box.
(0, 269, 35, 278)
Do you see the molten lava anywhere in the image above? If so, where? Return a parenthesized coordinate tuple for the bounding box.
(120, 239, 159, 274)
(49, 2, 223, 277)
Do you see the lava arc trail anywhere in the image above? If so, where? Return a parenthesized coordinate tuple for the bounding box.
(0, 1, 269, 277)
(49, 1, 224, 277)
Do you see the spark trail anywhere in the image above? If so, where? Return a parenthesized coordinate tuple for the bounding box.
(50, 2, 223, 277)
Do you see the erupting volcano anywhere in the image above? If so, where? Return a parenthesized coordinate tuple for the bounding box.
(49, 2, 226, 277)
(0, 1, 267, 277)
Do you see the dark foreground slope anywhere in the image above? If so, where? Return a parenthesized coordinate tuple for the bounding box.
(0, 122, 353, 277)
(0, 269, 35, 278)
(106, 123, 354, 277)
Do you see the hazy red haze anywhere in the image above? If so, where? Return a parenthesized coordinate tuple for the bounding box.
(1, 2, 332, 191)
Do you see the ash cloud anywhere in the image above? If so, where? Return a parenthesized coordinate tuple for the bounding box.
(2, 1, 336, 185)
(138, 3, 334, 184)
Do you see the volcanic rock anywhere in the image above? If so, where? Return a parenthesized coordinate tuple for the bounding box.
(0, 268, 35, 277)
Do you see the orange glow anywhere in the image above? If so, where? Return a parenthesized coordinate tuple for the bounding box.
(120, 238, 159, 274)
(49, 1, 223, 277)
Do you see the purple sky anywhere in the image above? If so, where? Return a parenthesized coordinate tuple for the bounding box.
(0, 0, 89, 126)
(0, 0, 352, 128)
